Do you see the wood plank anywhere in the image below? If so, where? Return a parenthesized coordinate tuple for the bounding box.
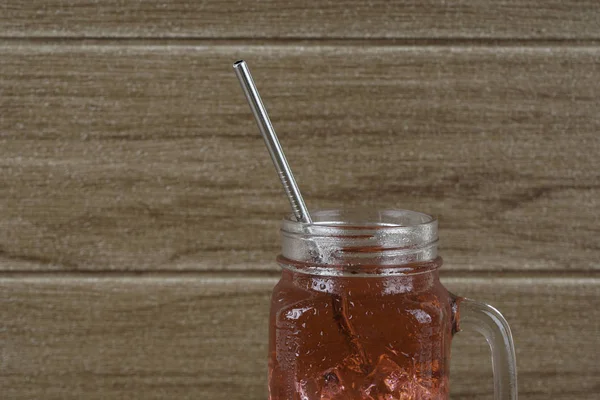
(0, 275, 597, 399)
(1, 44, 599, 272)
(1, 1, 600, 39)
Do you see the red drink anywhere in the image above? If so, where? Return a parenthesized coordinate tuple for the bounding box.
(269, 257, 454, 400)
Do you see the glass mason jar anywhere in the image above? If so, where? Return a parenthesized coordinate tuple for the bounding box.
(268, 209, 517, 400)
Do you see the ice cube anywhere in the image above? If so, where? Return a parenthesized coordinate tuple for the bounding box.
(318, 354, 367, 399)
(360, 354, 409, 399)
(320, 369, 344, 400)
(360, 354, 437, 400)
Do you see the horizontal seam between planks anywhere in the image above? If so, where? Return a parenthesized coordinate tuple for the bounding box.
(0, 270, 597, 280)
(0, 37, 600, 47)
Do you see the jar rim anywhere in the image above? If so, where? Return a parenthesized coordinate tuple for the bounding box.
(282, 208, 437, 235)
(280, 208, 439, 268)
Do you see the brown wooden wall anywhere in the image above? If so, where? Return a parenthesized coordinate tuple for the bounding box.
(1, 2, 599, 399)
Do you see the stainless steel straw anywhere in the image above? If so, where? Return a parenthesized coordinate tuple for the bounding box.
(233, 60, 312, 223)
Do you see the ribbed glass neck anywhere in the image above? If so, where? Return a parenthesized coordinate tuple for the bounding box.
(279, 209, 439, 275)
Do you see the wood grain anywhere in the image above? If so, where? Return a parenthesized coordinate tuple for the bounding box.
(1, 44, 599, 272)
(0, 275, 597, 399)
(1, 1, 600, 39)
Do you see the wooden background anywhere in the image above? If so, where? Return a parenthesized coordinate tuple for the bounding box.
(1, 1, 599, 399)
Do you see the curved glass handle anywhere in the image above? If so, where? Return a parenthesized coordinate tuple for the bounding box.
(456, 298, 518, 400)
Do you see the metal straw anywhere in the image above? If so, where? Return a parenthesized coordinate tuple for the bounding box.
(233, 60, 312, 223)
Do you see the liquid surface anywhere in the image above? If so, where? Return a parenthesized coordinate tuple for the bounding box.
(269, 261, 455, 400)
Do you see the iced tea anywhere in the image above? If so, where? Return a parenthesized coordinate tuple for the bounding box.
(269, 257, 456, 400)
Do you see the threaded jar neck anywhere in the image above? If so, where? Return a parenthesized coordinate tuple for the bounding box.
(279, 209, 439, 275)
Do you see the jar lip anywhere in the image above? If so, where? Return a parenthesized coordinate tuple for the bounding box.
(282, 208, 437, 236)
(280, 208, 439, 267)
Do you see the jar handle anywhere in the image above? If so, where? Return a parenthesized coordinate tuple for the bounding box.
(456, 298, 518, 399)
